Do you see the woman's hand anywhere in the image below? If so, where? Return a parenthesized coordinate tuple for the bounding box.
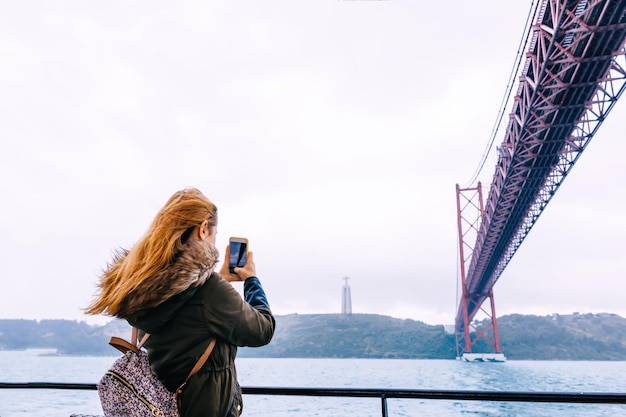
(219, 245, 257, 282)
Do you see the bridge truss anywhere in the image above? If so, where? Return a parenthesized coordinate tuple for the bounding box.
(455, 0, 626, 358)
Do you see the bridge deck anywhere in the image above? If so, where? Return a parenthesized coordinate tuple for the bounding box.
(456, 0, 626, 331)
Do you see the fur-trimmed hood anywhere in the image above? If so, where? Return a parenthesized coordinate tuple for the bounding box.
(113, 240, 219, 324)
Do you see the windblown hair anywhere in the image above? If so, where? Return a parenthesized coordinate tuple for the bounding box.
(85, 188, 218, 317)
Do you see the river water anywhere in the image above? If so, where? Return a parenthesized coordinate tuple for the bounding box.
(1, 350, 625, 416)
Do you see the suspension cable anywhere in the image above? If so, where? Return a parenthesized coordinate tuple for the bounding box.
(463, 0, 541, 188)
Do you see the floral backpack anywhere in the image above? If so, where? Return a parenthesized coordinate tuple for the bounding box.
(98, 328, 216, 417)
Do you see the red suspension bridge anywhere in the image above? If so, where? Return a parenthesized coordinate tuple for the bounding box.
(454, 0, 626, 361)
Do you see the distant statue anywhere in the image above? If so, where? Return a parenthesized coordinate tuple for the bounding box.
(341, 276, 352, 315)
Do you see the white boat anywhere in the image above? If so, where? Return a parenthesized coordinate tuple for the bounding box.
(458, 353, 506, 363)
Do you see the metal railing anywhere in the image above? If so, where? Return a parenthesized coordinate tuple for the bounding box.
(2, 382, 626, 417)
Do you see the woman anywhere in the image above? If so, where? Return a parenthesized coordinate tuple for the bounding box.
(86, 187, 275, 417)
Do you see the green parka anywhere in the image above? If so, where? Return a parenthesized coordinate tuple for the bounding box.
(112, 240, 274, 417)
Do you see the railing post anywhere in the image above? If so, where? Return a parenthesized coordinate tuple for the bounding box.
(380, 392, 388, 417)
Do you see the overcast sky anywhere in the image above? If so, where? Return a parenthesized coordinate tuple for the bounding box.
(1, 1, 625, 327)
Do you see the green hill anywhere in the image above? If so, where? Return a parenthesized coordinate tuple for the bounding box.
(238, 314, 455, 358)
(1, 313, 625, 360)
(496, 313, 626, 360)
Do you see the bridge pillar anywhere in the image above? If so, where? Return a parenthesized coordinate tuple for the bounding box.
(455, 183, 505, 361)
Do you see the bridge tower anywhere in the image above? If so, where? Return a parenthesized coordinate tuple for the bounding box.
(341, 276, 352, 315)
(455, 183, 504, 362)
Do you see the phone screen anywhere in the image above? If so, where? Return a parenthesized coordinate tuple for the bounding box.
(229, 240, 247, 273)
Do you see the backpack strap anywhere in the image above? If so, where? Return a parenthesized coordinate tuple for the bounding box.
(108, 327, 217, 382)
(185, 338, 217, 381)
(109, 336, 139, 354)
(109, 327, 151, 354)
(175, 338, 217, 409)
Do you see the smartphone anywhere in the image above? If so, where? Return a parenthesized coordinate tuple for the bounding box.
(229, 237, 248, 273)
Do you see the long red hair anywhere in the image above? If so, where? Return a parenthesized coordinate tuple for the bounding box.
(85, 188, 218, 316)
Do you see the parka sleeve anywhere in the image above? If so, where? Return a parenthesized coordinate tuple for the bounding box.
(244, 277, 271, 310)
(203, 274, 275, 347)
